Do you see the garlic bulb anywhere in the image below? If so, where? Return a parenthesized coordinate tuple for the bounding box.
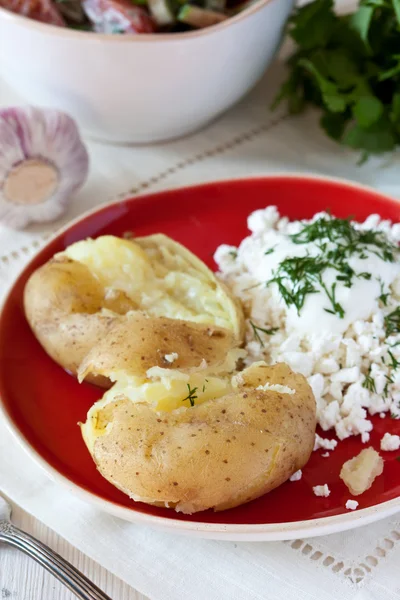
(0, 107, 89, 229)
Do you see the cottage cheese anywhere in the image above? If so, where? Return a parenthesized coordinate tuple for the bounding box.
(215, 207, 400, 444)
(313, 484, 331, 497)
(289, 469, 302, 481)
(256, 383, 295, 394)
(380, 432, 400, 451)
(345, 499, 359, 510)
(314, 434, 338, 451)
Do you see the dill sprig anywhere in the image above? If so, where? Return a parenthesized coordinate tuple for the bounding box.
(268, 214, 399, 318)
(385, 307, 400, 337)
(182, 384, 198, 407)
(378, 279, 389, 306)
(383, 374, 394, 398)
(202, 379, 209, 393)
(250, 320, 279, 347)
(387, 350, 400, 371)
(362, 368, 376, 393)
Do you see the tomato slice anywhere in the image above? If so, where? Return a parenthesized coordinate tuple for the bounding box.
(0, 0, 65, 25)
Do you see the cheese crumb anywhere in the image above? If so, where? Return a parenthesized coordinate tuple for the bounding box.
(256, 383, 295, 395)
(345, 499, 359, 511)
(314, 434, 338, 451)
(289, 469, 302, 482)
(313, 484, 331, 497)
(321, 452, 330, 458)
(380, 432, 400, 451)
(164, 352, 179, 364)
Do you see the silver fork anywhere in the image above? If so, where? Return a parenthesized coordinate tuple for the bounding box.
(0, 495, 112, 600)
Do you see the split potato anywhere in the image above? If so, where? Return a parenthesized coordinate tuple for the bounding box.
(78, 312, 245, 384)
(24, 234, 244, 386)
(81, 362, 316, 514)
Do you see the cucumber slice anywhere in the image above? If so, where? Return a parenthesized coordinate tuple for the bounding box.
(148, 0, 175, 25)
(178, 4, 227, 27)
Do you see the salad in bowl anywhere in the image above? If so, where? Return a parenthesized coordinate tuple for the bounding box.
(1, 0, 254, 32)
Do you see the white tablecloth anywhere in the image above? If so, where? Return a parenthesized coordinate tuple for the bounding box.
(1, 54, 400, 600)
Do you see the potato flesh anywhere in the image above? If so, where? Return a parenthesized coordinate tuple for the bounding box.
(63, 236, 235, 332)
(81, 363, 316, 513)
(340, 448, 384, 496)
(81, 371, 234, 454)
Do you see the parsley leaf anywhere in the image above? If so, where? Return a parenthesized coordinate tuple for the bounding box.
(353, 96, 383, 127)
(273, 0, 400, 159)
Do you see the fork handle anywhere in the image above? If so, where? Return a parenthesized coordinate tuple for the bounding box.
(0, 521, 113, 600)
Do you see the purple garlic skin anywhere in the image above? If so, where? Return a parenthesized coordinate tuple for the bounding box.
(0, 107, 89, 229)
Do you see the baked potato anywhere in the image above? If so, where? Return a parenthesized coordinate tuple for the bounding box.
(24, 234, 244, 386)
(81, 362, 316, 514)
(78, 312, 245, 385)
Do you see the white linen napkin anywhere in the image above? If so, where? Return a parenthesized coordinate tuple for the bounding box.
(1, 51, 400, 600)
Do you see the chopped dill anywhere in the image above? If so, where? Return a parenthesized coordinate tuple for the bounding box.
(290, 214, 398, 263)
(385, 307, 400, 337)
(362, 368, 376, 393)
(267, 214, 399, 318)
(319, 279, 344, 319)
(249, 320, 279, 347)
(228, 250, 238, 259)
(267, 255, 324, 315)
(264, 246, 276, 256)
(387, 350, 400, 371)
(267, 254, 346, 318)
(182, 384, 198, 407)
(383, 374, 394, 398)
(202, 379, 209, 393)
(242, 282, 262, 292)
(378, 279, 389, 306)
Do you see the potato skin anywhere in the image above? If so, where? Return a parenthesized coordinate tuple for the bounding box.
(78, 312, 238, 382)
(24, 235, 244, 386)
(23, 258, 128, 386)
(90, 363, 316, 513)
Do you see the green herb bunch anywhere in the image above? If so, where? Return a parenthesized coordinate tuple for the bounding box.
(273, 0, 400, 161)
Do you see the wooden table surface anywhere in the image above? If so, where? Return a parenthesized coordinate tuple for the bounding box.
(0, 501, 149, 600)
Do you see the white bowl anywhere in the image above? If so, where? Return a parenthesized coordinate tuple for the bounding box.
(0, 0, 293, 143)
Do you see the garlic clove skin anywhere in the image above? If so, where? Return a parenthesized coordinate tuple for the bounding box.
(0, 107, 89, 230)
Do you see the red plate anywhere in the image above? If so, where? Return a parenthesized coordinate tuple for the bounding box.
(1, 175, 399, 540)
